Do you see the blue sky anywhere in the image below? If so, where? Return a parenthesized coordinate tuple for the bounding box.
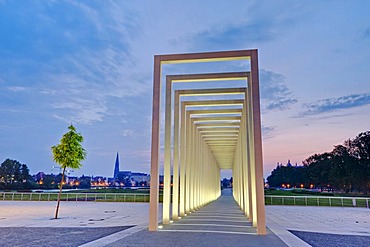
(0, 0, 369, 178)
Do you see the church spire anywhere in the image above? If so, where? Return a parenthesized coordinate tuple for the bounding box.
(114, 152, 120, 178)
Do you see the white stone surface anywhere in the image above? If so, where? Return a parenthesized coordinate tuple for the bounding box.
(266, 205, 370, 236)
(1, 201, 369, 247)
(0, 201, 162, 228)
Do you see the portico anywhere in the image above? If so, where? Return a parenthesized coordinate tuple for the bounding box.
(149, 49, 266, 235)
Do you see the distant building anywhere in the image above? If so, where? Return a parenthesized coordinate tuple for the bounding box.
(66, 176, 79, 186)
(112, 152, 149, 186)
(91, 176, 108, 186)
(131, 172, 150, 183)
(114, 152, 120, 179)
(33, 172, 46, 181)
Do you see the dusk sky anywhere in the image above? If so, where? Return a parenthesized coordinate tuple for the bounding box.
(1, 1, 369, 179)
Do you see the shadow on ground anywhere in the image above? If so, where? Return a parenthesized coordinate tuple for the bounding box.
(290, 230, 370, 247)
(0, 226, 134, 247)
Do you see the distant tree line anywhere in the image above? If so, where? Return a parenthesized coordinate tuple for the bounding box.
(221, 177, 233, 189)
(0, 158, 148, 191)
(267, 131, 370, 193)
(0, 159, 32, 190)
(0, 158, 91, 190)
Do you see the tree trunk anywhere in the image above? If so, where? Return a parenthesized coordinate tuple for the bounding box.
(54, 167, 66, 219)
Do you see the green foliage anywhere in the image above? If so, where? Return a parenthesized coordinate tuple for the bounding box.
(116, 173, 133, 187)
(267, 164, 308, 188)
(75, 188, 151, 194)
(267, 130, 370, 193)
(39, 174, 59, 189)
(78, 175, 92, 189)
(264, 188, 326, 196)
(52, 124, 86, 219)
(0, 159, 31, 190)
(51, 125, 86, 170)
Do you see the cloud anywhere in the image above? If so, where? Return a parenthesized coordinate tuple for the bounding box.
(364, 27, 370, 39)
(300, 93, 370, 116)
(52, 99, 108, 124)
(308, 113, 354, 121)
(39, 89, 57, 95)
(180, 1, 309, 51)
(131, 149, 151, 158)
(7, 86, 28, 92)
(42, 47, 152, 124)
(262, 125, 276, 140)
(65, 1, 139, 53)
(260, 69, 298, 111)
(0, 1, 150, 126)
(190, 21, 275, 50)
(122, 129, 135, 137)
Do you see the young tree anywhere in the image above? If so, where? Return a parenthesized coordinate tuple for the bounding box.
(51, 124, 86, 219)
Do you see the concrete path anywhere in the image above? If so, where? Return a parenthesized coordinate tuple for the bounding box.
(159, 195, 256, 235)
(1, 193, 370, 246)
(266, 205, 370, 247)
(0, 201, 152, 227)
(106, 190, 287, 247)
(0, 226, 133, 247)
(0, 201, 160, 247)
(266, 205, 370, 236)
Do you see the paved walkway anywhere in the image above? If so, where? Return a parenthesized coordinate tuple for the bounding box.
(106, 192, 287, 247)
(159, 195, 256, 235)
(266, 205, 370, 247)
(1, 192, 370, 246)
(0, 201, 153, 247)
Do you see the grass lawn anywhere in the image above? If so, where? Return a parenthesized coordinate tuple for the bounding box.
(264, 189, 369, 207)
(75, 188, 152, 194)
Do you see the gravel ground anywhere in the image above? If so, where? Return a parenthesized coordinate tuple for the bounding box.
(0, 226, 134, 247)
(290, 230, 370, 247)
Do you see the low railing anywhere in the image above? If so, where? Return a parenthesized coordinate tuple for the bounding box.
(265, 195, 370, 208)
(2, 192, 369, 208)
(0, 192, 152, 203)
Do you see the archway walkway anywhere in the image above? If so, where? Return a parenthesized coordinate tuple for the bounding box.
(158, 189, 256, 235)
(114, 188, 287, 247)
(149, 50, 266, 235)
